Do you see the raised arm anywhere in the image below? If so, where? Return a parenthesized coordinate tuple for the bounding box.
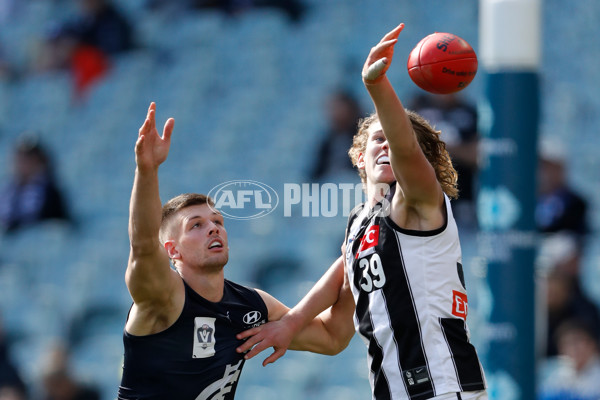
(125, 103, 179, 335)
(237, 256, 355, 366)
(363, 24, 442, 207)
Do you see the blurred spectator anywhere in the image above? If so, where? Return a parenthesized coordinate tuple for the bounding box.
(0, 134, 70, 233)
(536, 138, 596, 358)
(66, 0, 133, 56)
(0, 319, 27, 400)
(35, 0, 133, 96)
(409, 93, 479, 228)
(536, 138, 588, 241)
(309, 89, 363, 181)
(148, 0, 306, 22)
(217, 0, 307, 22)
(538, 319, 600, 400)
(35, 27, 110, 98)
(544, 264, 600, 357)
(0, 387, 25, 400)
(39, 343, 100, 400)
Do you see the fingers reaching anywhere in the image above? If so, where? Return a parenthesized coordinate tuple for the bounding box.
(138, 113, 152, 137)
(163, 118, 175, 141)
(363, 23, 405, 84)
(236, 325, 262, 341)
(263, 348, 286, 367)
(363, 58, 388, 81)
(236, 328, 263, 354)
(372, 38, 398, 54)
(235, 323, 288, 366)
(380, 23, 404, 42)
(134, 102, 174, 169)
(242, 340, 272, 361)
(147, 102, 156, 132)
(147, 101, 156, 118)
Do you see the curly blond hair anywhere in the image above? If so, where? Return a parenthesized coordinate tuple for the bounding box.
(348, 111, 459, 199)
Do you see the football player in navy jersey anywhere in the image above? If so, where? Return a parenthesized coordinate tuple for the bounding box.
(237, 24, 487, 400)
(117, 102, 355, 400)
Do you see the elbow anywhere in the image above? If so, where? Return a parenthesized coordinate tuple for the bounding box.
(322, 335, 352, 356)
(333, 337, 352, 355)
(129, 239, 162, 259)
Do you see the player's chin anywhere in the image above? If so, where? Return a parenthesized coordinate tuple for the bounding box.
(374, 168, 395, 185)
(204, 253, 229, 269)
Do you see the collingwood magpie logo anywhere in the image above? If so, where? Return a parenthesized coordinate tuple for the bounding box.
(242, 311, 261, 325)
(193, 317, 216, 358)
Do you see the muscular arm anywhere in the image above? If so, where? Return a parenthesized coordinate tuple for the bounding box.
(289, 268, 355, 354)
(238, 257, 355, 365)
(125, 103, 180, 335)
(363, 24, 442, 208)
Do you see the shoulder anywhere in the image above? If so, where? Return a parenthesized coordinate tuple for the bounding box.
(126, 271, 185, 336)
(254, 288, 289, 322)
(224, 279, 269, 313)
(389, 187, 447, 232)
(347, 202, 366, 227)
(225, 279, 264, 300)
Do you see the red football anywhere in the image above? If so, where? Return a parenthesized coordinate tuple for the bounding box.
(407, 32, 478, 94)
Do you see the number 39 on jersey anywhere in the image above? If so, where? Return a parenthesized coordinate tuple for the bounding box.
(358, 253, 386, 293)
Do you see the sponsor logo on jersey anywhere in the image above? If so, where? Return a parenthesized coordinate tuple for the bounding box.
(451, 290, 468, 320)
(356, 225, 379, 259)
(403, 365, 430, 386)
(242, 311, 262, 325)
(193, 317, 216, 358)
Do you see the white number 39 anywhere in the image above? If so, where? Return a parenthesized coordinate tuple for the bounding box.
(359, 254, 386, 292)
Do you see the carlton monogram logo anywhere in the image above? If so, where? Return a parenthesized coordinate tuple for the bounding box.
(242, 311, 262, 325)
(196, 360, 243, 400)
(193, 317, 216, 358)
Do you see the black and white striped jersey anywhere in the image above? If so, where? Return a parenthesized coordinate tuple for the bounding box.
(344, 186, 486, 400)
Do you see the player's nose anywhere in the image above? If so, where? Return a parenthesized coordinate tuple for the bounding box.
(208, 221, 220, 236)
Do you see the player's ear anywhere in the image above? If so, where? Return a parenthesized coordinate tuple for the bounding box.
(357, 153, 366, 169)
(164, 240, 181, 261)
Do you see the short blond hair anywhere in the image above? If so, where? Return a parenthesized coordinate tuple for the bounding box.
(348, 111, 459, 199)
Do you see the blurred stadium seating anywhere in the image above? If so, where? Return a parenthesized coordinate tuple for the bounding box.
(0, 1, 599, 399)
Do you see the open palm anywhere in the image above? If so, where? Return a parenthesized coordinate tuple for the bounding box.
(135, 102, 175, 172)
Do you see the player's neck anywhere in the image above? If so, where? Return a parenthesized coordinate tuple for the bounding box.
(181, 268, 225, 303)
(366, 180, 393, 208)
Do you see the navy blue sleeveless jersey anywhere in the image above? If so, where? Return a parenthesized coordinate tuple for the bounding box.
(118, 279, 268, 400)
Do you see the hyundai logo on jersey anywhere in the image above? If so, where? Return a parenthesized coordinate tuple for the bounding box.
(242, 311, 262, 325)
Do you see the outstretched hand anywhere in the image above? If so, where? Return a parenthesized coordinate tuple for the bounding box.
(236, 319, 297, 367)
(362, 23, 404, 84)
(135, 102, 175, 172)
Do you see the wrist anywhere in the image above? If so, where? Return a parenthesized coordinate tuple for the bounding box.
(363, 74, 387, 87)
(282, 309, 310, 333)
(135, 165, 159, 176)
